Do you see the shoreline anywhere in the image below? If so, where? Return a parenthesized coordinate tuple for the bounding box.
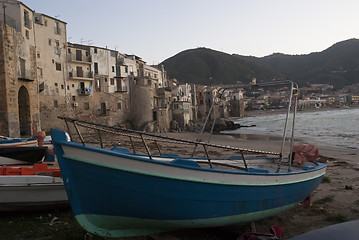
(223, 105, 359, 152)
(242, 104, 359, 118)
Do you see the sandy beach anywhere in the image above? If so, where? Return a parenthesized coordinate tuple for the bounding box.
(2, 111, 358, 240)
(160, 130, 359, 239)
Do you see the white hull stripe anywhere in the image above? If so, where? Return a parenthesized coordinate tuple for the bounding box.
(63, 145, 326, 186)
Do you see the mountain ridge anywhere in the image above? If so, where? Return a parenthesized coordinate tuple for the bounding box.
(162, 38, 359, 88)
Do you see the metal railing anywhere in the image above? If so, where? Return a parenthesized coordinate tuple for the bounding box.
(58, 116, 281, 171)
(199, 80, 299, 172)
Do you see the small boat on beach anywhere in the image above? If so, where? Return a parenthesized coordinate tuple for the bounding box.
(0, 135, 55, 165)
(0, 136, 38, 147)
(51, 81, 327, 237)
(0, 146, 48, 165)
(0, 135, 66, 211)
(0, 163, 67, 211)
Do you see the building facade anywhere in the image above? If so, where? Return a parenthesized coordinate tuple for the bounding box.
(0, 1, 40, 137)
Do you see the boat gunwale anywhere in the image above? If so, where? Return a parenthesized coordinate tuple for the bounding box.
(56, 138, 327, 179)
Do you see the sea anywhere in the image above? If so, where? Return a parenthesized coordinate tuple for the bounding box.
(225, 108, 359, 150)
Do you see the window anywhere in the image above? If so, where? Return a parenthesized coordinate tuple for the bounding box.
(94, 62, 98, 74)
(104, 78, 107, 82)
(55, 41, 61, 55)
(100, 102, 106, 115)
(20, 58, 25, 78)
(37, 68, 43, 77)
(68, 48, 71, 53)
(117, 102, 122, 109)
(55, 21, 60, 34)
(25, 30, 29, 39)
(110, 78, 114, 85)
(55, 83, 58, 87)
(72, 84, 74, 87)
(48, 39, 52, 46)
(54, 100, 58, 108)
(44, 20, 47, 26)
(72, 96, 76, 101)
(112, 66, 115, 72)
(61, 85, 64, 89)
(94, 48, 97, 54)
(76, 50, 82, 61)
(39, 82, 44, 92)
(125, 66, 128, 73)
(55, 62, 61, 71)
(84, 102, 90, 110)
(37, 53, 40, 58)
(67, 85, 70, 90)
(24, 10, 30, 28)
(76, 66, 83, 77)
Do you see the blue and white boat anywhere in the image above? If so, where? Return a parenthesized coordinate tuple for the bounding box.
(0, 136, 38, 147)
(51, 81, 327, 237)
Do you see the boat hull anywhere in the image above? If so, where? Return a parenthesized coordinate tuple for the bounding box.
(52, 129, 326, 237)
(0, 146, 48, 164)
(0, 175, 68, 211)
(65, 158, 322, 237)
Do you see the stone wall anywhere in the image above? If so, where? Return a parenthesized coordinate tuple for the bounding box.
(0, 22, 40, 137)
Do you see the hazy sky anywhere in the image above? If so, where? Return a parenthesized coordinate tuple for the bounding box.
(21, 0, 359, 64)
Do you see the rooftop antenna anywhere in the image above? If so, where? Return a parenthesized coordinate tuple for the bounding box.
(80, 38, 84, 44)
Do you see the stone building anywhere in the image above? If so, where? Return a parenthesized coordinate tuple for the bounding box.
(0, 1, 191, 135)
(66, 43, 130, 126)
(129, 56, 157, 129)
(34, 13, 68, 131)
(0, 2, 40, 137)
(91, 46, 128, 125)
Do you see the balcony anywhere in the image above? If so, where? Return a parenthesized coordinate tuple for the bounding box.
(115, 86, 128, 93)
(68, 53, 92, 64)
(69, 71, 93, 81)
(77, 87, 92, 96)
(18, 70, 34, 81)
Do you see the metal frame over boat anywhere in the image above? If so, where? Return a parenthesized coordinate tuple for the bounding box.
(51, 81, 327, 237)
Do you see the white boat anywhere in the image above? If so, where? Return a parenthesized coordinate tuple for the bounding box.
(0, 163, 67, 211)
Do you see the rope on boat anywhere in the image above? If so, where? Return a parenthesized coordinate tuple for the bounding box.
(59, 116, 281, 156)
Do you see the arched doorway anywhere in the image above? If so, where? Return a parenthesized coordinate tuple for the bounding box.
(18, 86, 31, 136)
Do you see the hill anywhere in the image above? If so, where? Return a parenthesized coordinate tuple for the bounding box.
(162, 39, 359, 89)
(162, 48, 284, 85)
(239, 38, 359, 88)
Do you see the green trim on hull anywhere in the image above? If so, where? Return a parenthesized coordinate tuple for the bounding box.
(75, 203, 297, 237)
(63, 154, 325, 186)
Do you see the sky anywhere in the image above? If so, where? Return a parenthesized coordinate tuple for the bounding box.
(21, 0, 359, 65)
